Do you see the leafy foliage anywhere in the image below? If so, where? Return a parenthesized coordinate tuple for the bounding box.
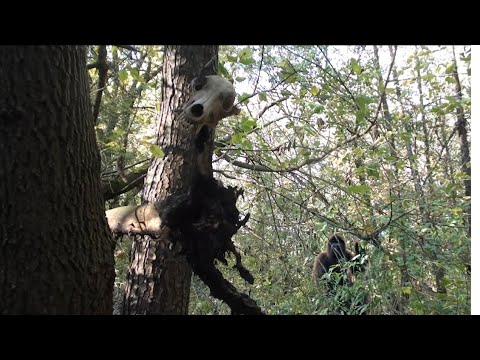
(95, 45, 470, 315)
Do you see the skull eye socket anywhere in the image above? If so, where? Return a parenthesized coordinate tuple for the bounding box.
(222, 94, 235, 111)
(193, 76, 207, 91)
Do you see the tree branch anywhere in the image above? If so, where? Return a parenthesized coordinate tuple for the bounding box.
(115, 45, 139, 52)
(102, 166, 148, 201)
(106, 204, 162, 237)
(93, 45, 108, 124)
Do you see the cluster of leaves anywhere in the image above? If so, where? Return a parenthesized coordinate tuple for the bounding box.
(87, 45, 163, 208)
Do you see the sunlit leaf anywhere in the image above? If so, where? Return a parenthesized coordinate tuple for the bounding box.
(130, 68, 145, 83)
(238, 48, 253, 59)
(240, 116, 256, 132)
(350, 58, 362, 75)
(310, 86, 320, 96)
(445, 62, 455, 74)
(240, 57, 254, 65)
(401, 287, 412, 295)
(149, 144, 164, 158)
(347, 185, 371, 194)
(238, 93, 251, 104)
(118, 69, 128, 83)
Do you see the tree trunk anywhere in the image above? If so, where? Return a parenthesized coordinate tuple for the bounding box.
(0, 46, 115, 314)
(451, 46, 471, 236)
(383, 45, 411, 310)
(123, 45, 218, 315)
(414, 47, 434, 194)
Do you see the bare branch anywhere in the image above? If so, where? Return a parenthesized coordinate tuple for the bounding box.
(115, 45, 139, 52)
(252, 45, 264, 94)
(87, 62, 100, 69)
(92, 45, 108, 124)
(257, 96, 288, 118)
(102, 166, 148, 201)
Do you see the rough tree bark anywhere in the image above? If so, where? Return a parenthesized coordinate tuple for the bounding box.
(123, 46, 218, 315)
(0, 46, 115, 314)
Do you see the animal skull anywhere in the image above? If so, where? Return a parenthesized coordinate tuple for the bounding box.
(181, 75, 241, 129)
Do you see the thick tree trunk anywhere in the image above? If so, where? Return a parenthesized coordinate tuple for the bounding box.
(0, 46, 115, 314)
(123, 45, 218, 315)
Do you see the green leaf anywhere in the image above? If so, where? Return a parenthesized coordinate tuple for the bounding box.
(421, 73, 435, 81)
(352, 147, 364, 157)
(355, 110, 365, 124)
(280, 70, 298, 83)
(347, 185, 371, 194)
(240, 116, 256, 132)
(149, 144, 164, 158)
(235, 76, 246, 82)
(399, 132, 411, 142)
(310, 86, 320, 96)
(258, 92, 267, 101)
(401, 287, 412, 295)
(230, 133, 244, 145)
(105, 141, 119, 149)
(445, 62, 455, 74)
(238, 48, 253, 59)
(356, 95, 374, 106)
(130, 68, 145, 83)
(226, 54, 237, 63)
(239, 57, 254, 66)
(118, 69, 128, 83)
(217, 62, 229, 78)
(461, 53, 471, 62)
(367, 167, 380, 179)
(445, 76, 456, 84)
(350, 58, 362, 75)
(301, 149, 311, 157)
(454, 171, 469, 179)
(451, 207, 463, 216)
(238, 93, 251, 104)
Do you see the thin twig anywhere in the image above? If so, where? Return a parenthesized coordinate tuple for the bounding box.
(252, 46, 265, 94)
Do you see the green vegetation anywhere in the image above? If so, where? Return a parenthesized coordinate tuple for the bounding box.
(90, 45, 470, 315)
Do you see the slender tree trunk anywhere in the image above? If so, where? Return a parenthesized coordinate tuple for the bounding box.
(413, 48, 446, 294)
(382, 45, 410, 310)
(388, 47, 427, 221)
(438, 114, 455, 200)
(414, 47, 434, 194)
(0, 46, 115, 314)
(123, 45, 218, 314)
(451, 46, 471, 237)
